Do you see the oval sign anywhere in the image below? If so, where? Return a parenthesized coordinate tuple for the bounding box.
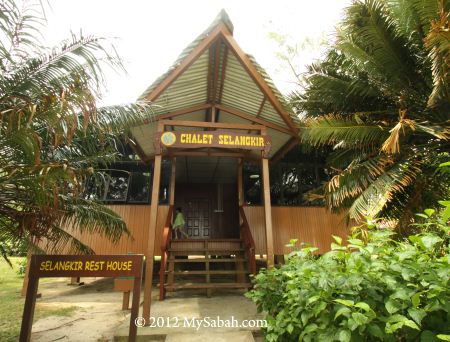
(160, 132, 176, 147)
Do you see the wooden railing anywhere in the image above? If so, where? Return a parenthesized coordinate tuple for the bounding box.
(159, 205, 174, 300)
(239, 206, 256, 275)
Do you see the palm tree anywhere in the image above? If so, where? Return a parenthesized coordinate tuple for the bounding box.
(0, 0, 155, 260)
(290, 0, 449, 232)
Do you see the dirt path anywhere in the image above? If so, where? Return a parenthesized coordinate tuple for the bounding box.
(31, 277, 129, 342)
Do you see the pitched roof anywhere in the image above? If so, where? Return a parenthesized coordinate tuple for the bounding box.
(131, 9, 299, 161)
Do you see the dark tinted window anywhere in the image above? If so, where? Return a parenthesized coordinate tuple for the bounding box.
(105, 171, 130, 202)
(128, 172, 151, 203)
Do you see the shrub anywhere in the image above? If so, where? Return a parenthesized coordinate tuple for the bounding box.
(16, 258, 28, 276)
(246, 212, 450, 341)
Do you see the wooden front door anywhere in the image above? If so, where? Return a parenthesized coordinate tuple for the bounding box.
(185, 198, 210, 238)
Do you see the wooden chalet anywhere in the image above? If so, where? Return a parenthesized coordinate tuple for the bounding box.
(26, 10, 349, 320)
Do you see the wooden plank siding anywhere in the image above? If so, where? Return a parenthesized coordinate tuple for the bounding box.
(244, 206, 349, 255)
(53, 205, 348, 257)
(57, 205, 168, 256)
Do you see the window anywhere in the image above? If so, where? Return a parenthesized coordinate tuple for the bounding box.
(82, 160, 173, 204)
(242, 148, 330, 207)
(243, 163, 262, 205)
(105, 171, 130, 202)
(127, 172, 151, 203)
(84, 169, 151, 204)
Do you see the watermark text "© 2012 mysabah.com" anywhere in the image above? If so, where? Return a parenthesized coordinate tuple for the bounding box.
(134, 316, 267, 330)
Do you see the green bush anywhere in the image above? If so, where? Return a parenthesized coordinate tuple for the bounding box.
(16, 258, 27, 276)
(247, 212, 450, 341)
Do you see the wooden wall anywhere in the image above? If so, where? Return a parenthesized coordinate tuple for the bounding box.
(52, 205, 348, 257)
(58, 205, 168, 256)
(243, 206, 349, 255)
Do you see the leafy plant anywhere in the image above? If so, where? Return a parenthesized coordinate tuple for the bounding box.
(0, 0, 155, 259)
(291, 0, 450, 231)
(15, 258, 27, 276)
(247, 212, 450, 341)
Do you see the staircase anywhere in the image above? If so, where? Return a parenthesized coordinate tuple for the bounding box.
(159, 205, 256, 300)
(160, 239, 252, 299)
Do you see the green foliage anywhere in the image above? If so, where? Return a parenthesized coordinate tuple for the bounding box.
(15, 258, 27, 276)
(292, 0, 450, 229)
(247, 213, 450, 341)
(0, 0, 155, 258)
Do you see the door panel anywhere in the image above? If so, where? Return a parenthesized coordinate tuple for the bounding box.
(175, 183, 239, 239)
(185, 198, 210, 238)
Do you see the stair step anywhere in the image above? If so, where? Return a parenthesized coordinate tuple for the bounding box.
(168, 258, 247, 263)
(166, 270, 248, 275)
(170, 239, 242, 243)
(165, 282, 251, 290)
(169, 248, 244, 253)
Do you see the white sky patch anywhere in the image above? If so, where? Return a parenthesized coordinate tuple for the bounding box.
(40, 0, 350, 105)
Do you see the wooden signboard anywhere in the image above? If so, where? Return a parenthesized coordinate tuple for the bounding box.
(20, 254, 143, 342)
(156, 130, 271, 156)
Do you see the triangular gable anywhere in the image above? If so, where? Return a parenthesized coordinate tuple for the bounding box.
(131, 10, 300, 162)
(138, 10, 298, 134)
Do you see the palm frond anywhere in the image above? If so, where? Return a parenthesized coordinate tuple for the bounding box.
(301, 114, 389, 148)
(424, 2, 450, 108)
(326, 155, 393, 208)
(348, 160, 421, 220)
(0, 1, 155, 255)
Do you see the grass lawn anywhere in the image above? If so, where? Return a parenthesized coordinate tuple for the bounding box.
(0, 257, 77, 342)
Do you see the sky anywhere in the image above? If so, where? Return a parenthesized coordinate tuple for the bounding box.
(40, 0, 350, 106)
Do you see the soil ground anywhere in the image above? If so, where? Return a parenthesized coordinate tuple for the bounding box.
(28, 277, 263, 341)
(1, 259, 264, 341)
(30, 277, 129, 342)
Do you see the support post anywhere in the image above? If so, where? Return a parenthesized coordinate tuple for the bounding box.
(143, 124, 163, 322)
(122, 291, 130, 310)
(167, 158, 176, 288)
(237, 158, 244, 206)
(19, 275, 39, 341)
(261, 157, 274, 268)
(236, 158, 245, 282)
(169, 157, 176, 206)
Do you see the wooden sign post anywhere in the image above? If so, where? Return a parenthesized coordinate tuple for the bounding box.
(20, 254, 144, 342)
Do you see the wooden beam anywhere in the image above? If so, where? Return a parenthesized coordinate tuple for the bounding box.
(216, 104, 295, 136)
(207, 43, 214, 104)
(167, 151, 253, 159)
(169, 157, 176, 205)
(256, 97, 267, 119)
(237, 158, 244, 206)
(211, 38, 221, 104)
(144, 23, 229, 102)
(236, 158, 245, 283)
(270, 137, 299, 164)
(160, 119, 264, 131)
(248, 97, 267, 134)
(261, 156, 274, 268)
(219, 27, 298, 134)
(142, 124, 163, 322)
(127, 137, 150, 163)
(166, 146, 251, 154)
(217, 45, 229, 104)
(211, 105, 216, 123)
(148, 104, 212, 122)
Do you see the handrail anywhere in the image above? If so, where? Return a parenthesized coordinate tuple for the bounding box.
(159, 205, 174, 300)
(239, 206, 256, 275)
